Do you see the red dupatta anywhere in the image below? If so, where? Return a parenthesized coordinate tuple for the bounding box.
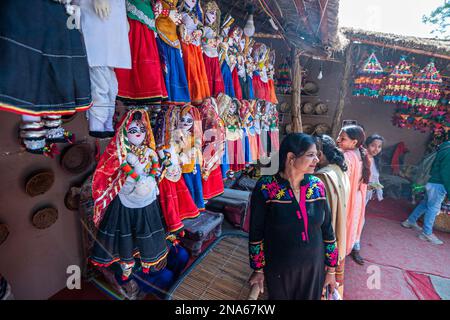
(91, 109, 156, 227)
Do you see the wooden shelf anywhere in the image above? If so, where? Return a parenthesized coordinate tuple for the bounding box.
(277, 93, 319, 98)
(300, 114, 330, 118)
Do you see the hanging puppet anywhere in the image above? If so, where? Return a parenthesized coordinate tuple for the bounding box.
(254, 99, 268, 159)
(90, 109, 169, 281)
(200, 97, 226, 199)
(115, 0, 168, 105)
(0, 0, 91, 155)
(267, 101, 280, 155)
(154, 106, 199, 235)
(267, 49, 278, 104)
(154, 0, 191, 104)
(76, 0, 131, 138)
(179, 0, 211, 105)
(352, 51, 384, 98)
(218, 94, 245, 175)
(173, 105, 205, 210)
(201, 1, 225, 96)
(239, 100, 256, 165)
(218, 19, 237, 98)
(228, 25, 244, 100)
(252, 43, 270, 102)
(244, 38, 256, 100)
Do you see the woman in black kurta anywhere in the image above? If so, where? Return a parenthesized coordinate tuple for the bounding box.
(249, 133, 338, 300)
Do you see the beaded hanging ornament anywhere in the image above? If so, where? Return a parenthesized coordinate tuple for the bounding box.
(408, 60, 442, 109)
(382, 56, 413, 104)
(352, 51, 384, 98)
(275, 56, 292, 94)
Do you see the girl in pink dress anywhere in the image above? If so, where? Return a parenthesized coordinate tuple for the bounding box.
(336, 125, 371, 265)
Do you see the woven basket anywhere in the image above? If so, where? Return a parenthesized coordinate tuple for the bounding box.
(32, 207, 58, 229)
(434, 212, 450, 233)
(301, 102, 315, 114)
(61, 143, 93, 175)
(25, 170, 55, 197)
(0, 224, 9, 246)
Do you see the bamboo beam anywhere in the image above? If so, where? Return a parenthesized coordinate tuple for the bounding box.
(331, 43, 353, 138)
(253, 32, 284, 39)
(351, 38, 450, 61)
(291, 48, 303, 133)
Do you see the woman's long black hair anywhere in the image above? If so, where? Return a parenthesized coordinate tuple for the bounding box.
(365, 134, 385, 171)
(278, 133, 316, 173)
(340, 125, 371, 184)
(315, 134, 348, 172)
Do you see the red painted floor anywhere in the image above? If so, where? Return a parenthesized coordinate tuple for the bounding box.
(50, 198, 450, 300)
(344, 198, 450, 300)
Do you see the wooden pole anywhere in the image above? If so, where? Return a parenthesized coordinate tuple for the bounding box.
(291, 48, 303, 133)
(331, 43, 353, 138)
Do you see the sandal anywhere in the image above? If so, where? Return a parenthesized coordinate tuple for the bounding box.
(351, 249, 365, 265)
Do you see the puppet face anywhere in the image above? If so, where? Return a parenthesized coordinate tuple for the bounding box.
(178, 112, 194, 131)
(127, 120, 146, 146)
(231, 27, 243, 43)
(206, 10, 216, 25)
(184, 0, 196, 10)
(229, 101, 238, 114)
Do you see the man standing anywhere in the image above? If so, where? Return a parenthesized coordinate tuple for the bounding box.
(401, 141, 450, 245)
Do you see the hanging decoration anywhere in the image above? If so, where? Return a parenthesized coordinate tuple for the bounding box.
(352, 51, 385, 98)
(275, 56, 292, 94)
(381, 56, 413, 104)
(408, 60, 442, 110)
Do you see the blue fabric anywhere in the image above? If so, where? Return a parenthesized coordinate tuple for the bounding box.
(221, 61, 235, 98)
(407, 182, 447, 235)
(243, 128, 252, 164)
(247, 75, 255, 100)
(183, 164, 205, 209)
(133, 244, 189, 298)
(156, 38, 190, 103)
(221, 141, 230, 178)
(167, 244, 189, 277)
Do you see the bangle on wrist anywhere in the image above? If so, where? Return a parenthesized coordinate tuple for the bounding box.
(254, 269, 264, 273)
(327, 271, 336, 275)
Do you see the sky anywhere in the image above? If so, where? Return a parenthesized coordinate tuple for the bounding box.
(338, 0, 449, 39)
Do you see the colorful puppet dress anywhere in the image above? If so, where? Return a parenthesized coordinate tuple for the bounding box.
(0, 0, 92, 116)
(200, 97, 225, 199)
(154, 107, 199, 234)
(201, 1, 224, 96)
(174, 105, 205, 210)
(115, 0, 168, 105)
(180, 3, 211, 105)
(154, 0, 190, 104)
(90, 109, 169, 279)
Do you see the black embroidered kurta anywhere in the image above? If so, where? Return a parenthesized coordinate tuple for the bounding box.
(249, 174, 338, 300)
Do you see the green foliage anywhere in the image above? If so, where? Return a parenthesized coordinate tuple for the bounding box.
(422, 1, 450, 38)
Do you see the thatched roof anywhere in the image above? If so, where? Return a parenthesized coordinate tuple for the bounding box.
(342, 28, 450, 60)
(217, 0, 341, 57)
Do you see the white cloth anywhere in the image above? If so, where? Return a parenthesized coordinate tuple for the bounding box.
(366, 159, 384, 203)
(76, 0, 131, 68)
(202, 26, 219, 58)
(118, 148, 159, 208)
(88, 66, 117, 132)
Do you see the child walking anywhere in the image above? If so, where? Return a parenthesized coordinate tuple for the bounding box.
(337, 125, 371, 265)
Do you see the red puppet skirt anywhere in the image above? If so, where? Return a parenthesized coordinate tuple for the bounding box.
(202, 166, 225, 200)
(203, 54, 225, 97)
(115, 19, 167, 104)
(158, 177, 199, 234)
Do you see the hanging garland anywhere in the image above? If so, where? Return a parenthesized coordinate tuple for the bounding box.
(408, 60, 442, 109)
(352, 51, 385, 98)
(382, 56, 413, 104)
(275, 56, 292, 94)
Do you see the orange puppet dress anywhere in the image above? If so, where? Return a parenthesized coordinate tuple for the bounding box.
(180, 10, 210, 105)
